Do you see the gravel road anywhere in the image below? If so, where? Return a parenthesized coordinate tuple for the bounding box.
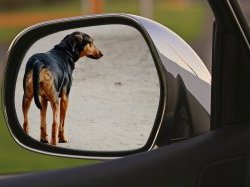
(15, 25, 160, 152)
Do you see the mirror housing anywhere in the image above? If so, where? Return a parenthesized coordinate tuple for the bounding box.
(2, 14, 211, 159)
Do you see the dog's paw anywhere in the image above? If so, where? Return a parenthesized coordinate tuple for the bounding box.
(40, 138, 49, 144)
(50, 141, 57, 146)
(58, 133, 68, 143)
(59, 138, 68, 143)
(50, 138, 57, 146)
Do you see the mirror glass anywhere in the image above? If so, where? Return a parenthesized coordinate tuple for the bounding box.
(15, 24, 160, 152)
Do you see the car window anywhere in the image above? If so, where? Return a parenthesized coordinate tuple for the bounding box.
(0, 0, 212, 175)
(239, 0, 250, 27)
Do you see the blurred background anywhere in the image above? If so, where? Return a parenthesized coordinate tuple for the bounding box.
(0, 0, 214, 70)
(0, 0, 249, 175)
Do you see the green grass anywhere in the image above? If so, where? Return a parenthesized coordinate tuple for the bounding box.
(104, 0, 205, 41)
(154, 2, 205, 42)
(0, 0, 80, 14)
(0, 27, 23, 44)
(104, 0, 139, 15)
(0, 101, 97, 174)
(0, 0, 206, 44)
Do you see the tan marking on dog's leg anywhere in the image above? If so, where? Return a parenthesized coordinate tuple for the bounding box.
(24, 72, 34, 97)
(40, 97, 48, 143)
(38, 68, 59, 145)
(39, 69, 59, 103)
(59, 94, 68, 143)
(22, 72, 34, 134)
(50, 101, 59, 146)
(22, 95, 33, 134)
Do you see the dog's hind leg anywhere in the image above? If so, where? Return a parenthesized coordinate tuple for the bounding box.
(22, 95, 33, 134)
(22, 71, 33, 134)
(40, 97, 49, 143)
(50, 101, 59, 145)
(59, 93, 68, 143)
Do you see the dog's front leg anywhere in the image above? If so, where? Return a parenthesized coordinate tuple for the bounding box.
(59, 94, 68, 143)
(51, 101, 59, 145)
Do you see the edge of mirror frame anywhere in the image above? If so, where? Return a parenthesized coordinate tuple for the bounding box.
(2, 13, 167, 159)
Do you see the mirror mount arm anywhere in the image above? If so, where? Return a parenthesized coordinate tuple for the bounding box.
(155, 73, 193, 146)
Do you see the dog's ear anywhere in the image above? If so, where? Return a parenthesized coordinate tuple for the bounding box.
(83, 35, 93, 44)
(71, 34, 83, 53)
(75, 34, 83, 41)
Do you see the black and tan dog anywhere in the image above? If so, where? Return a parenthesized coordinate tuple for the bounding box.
(22, 31, 103, 145)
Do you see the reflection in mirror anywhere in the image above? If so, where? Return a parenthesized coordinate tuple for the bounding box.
(15, 24, 160, 152)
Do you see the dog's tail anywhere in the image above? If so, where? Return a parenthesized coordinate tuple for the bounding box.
(33, 60, 44, 110)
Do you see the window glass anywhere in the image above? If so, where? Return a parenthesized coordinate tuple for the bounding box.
(239, 0, 250, 26)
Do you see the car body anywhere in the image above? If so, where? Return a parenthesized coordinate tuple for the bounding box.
(0, 0, 250, 186)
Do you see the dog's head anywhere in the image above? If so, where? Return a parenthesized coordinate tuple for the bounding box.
(58, 31, 103, 61)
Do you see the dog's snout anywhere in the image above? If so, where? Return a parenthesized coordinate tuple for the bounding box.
(95, 48, 103, 59)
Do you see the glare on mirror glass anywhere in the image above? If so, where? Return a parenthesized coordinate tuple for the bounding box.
(15, 24, 160, 152)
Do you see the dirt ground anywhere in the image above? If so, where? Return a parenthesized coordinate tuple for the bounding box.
(15, 25, 160, 152)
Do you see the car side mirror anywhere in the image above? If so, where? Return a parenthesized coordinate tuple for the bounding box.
(2, 14, 211, 159)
